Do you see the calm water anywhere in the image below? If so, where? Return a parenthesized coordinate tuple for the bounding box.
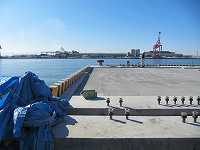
(1, 58, 200, 85)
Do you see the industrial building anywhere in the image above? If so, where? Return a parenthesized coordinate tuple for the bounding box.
(144, 51, 184, 58)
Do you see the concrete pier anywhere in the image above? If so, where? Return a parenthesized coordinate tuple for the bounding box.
(53, 115, 200, 150)
(83, 67, 200, 96)
(52, 65, 200, 150)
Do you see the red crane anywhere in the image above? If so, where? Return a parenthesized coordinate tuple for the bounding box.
(153, 32, 162, 58)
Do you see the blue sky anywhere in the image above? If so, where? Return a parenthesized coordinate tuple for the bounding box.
(0, 0, 200, 55)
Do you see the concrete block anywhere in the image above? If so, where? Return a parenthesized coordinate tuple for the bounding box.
(49, 85, 58, 97)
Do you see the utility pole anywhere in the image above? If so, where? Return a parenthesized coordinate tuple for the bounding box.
(140, 52, 145, 67)
(0, 45, 2, 58)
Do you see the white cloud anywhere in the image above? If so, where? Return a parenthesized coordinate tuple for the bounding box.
(1, 18, 71, 55)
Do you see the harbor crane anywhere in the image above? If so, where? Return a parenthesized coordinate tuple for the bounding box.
(153, 32, 162, 58)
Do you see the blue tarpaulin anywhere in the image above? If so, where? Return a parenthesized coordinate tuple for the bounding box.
(0, 76, 19, 140)
(0, 72, 69, 149)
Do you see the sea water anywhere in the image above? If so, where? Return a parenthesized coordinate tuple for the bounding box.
(0, 58, 200, 85)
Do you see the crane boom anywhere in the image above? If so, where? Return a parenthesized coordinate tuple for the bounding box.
(153, 32, 162, 58)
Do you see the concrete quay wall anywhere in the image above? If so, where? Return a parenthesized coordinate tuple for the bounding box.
(49, 66, 93, 97)
(68, 108, 200, 116)
(55, 138, 200, 150)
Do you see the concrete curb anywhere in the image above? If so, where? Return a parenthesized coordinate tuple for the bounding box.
(68, 108, 200, 116)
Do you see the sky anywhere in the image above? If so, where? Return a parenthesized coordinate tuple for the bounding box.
(0, 0, 200, 56)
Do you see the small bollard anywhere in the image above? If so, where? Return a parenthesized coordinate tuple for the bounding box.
(106, 98, 110, 106)
(97, 59, 104, 66)
(197, 96, 200, 105)
(181, 112, 187, 123)
(173, 96, 177, 104)
(181, 96, 185, 105)
(119, 98, 123, 107)
(192, 111, 199, 123)
(189, 96, 193, 105)
(165, 96, 169, 105)
(108, 108, 114, 120)
(157, 96, 161, 105)
(125, 108, 130, 120)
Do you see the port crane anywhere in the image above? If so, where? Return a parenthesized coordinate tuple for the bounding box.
(153, 32, 162, 58)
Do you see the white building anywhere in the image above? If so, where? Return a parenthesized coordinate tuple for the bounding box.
(130, 49, 140, 57)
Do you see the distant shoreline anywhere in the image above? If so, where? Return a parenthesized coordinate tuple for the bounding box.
(1, 57, 200, 59)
